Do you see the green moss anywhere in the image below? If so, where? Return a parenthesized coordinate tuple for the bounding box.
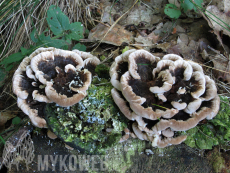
(94, 64, 110, 79)
(207, 148, 227, 173)
(104, 139, 146, 173)
(44, 81, 128, 154)
(181, 96, 230, 149)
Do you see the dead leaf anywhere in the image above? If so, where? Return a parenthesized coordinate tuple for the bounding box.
(211, 55, 230, 83)
(88, 23, 134, 46)
(134, 32, 159, 50)
(206, 5, 230, 37)
(0, 112, 17, 132)
(0, 112, 17, 126)
(157, 42, 171, 52)
(173, 33, 198, 59)
(117, 2, 162, 27)
(200, 4, 229, 54)
(201, 49, 230, 83)
(167, 45, 181, 55)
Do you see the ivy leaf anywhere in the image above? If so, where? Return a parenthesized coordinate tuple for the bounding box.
(72, 43, 86, 51)
(46, 5, 70, 35)
(164, 4, 181, 19)
(68, 22, 84, 41)
(12, 117, 21, 125)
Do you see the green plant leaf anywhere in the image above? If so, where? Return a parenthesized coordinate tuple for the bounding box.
(0, 52, 24, 71)
(65, 34, 72, 44)
(180, 0, 203, 12)
(39, 33, 68, 48)
(68, 22, 84, 41)
(20, 46, 33, 56)
(72, 43, 86, 51)
(30, 28, 38, 43)
(46, 5, 70, 35)
(164, 4, 181, 19)
(5, 64, 14, 71)
(12, 117, 21, 125)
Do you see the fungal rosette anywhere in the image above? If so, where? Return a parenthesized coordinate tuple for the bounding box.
(110, 49, 220, 148)
(12, 47, 100, 128)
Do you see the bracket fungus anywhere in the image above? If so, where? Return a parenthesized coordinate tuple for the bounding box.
(110, 49, 220, 148)
(12, 47, 100, 128)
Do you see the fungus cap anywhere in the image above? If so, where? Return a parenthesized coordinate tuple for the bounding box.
(110, 49, 220, 148)
(13, 47, 99, 128)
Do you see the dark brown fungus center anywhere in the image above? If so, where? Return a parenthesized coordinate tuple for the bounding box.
(186, 76, 200, 93)
(154, 76, 164, 88)
(136, 57, 157, 81)
(128, 78, 162, 110)
(174, 68, 185, 82)
(117, 62, 128, 79)
(143, 117, 159, 129)
(84, 63, 96, 75)
(38, 59, 56, 80)
(170, 110, 190, 121)
(20, 72, 46, 96)
(52, 69, 86, 97)
(54, 56, 78, 69)
(196, 100, 212, 112)
(20, 72, 34, 93)
(37, 56, 78, 81)
(27, 94, 46, 118)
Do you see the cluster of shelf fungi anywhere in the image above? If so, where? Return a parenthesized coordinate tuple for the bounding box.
(12, 48, 219, 148)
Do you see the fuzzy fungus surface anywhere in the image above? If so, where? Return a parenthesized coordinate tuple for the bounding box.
(110, 49, 220, 148)
(12, 47, 100, 128)
(44, 82, 128, 154)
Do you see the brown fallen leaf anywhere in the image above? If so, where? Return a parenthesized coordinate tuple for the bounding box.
(211, 56, 230, 83)
(0, 112, 17, 132)
(134, 32, 159, 51)
(166, 33, 198, 60)
(200, 3, 229, 54)
(88, 23, 134, 46)
(206, 5, 230, 37)
(157, 42, 172, 52)
(202, 49, 230, 83)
